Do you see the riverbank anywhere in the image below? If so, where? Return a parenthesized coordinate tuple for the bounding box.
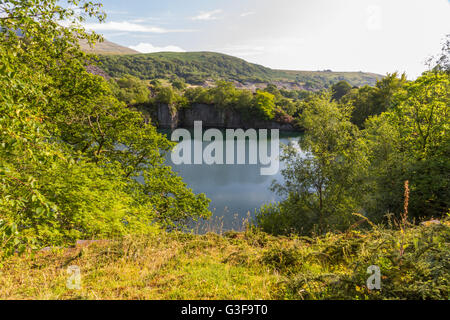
(1, 220, 448, 300)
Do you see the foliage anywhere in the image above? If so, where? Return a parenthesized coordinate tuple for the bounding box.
(154, 86, 178, 105)
(362, 72, 450, 221)
(98, 52, 381, 88)
(262, 93, 367, 235)
(1, 221, 448, 299)
(208, 81, 240, 109)
(280, 221, 450, 300)
(109, 75, 150, 105)
(0, 0, 210, 256)
(331, 80, 352, 101)
(428, 34, 449, 73)
(252, 91, 276, 120)
(260, 70, 449, 235)
(147, 80, 295, 123)
(171, 78, 187, 91)
(342, 73, 407, 127)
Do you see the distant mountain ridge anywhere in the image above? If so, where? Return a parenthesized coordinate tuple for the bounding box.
(87, 40, 383, 90)
(80, 39, 138, 55)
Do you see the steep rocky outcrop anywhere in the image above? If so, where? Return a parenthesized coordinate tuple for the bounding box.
(157, 103, 298, 131)
(86, 65, 111, 80)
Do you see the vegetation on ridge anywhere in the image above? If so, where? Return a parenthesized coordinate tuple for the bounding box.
(98, 51, 382, 90)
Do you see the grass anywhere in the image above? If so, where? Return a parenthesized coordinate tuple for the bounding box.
(0, 220, 448, 300)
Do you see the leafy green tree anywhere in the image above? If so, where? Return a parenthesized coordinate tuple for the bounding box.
(0, 0, 210, 255)
(155, 86, 178, 105)
(209, 81, 239, 109)
(363, 72, 450, 220)
(429, 34, 449, 73)
(373, 72, 407, 110)
(110, 75, 150, 105)
(183, 86, 213, 105)
(259, 93, 367, 235)
(276, 97, 300, 117)
(171, 78, 187, 91)
(331, 80, 352, 101)
(252, 91, 276, 120)
(342, 85, 378, 127)
(343, 73, 407, 127)
(264, 83, 282, 99)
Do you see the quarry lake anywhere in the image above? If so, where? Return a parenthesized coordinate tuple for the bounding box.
(160, 129, 303, 232)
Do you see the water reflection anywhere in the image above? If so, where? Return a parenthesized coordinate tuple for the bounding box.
(160, 129, 303, 231)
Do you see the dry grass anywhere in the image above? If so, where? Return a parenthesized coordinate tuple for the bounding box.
(0, 232, 282, 300)
(1, 221, 448, 300)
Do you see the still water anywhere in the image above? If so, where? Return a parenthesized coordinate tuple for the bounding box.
(160, 129, 303, 231)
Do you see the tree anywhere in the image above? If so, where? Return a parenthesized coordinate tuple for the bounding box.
(331, 80, 352, 101)
(171, 78, 187, 91)
(428, 34, 450, 73)
(253, 91, 276, 120)
(0, 0, 210, 255)
(264, 83, 282, 99)
(110, 75, 150, 105)
(394, 73, 448, 156)
(155, 86, 178, 105)
(259, 93, 367, 235)
(363, 72, 450, 220)
(183, 86, 213, 105)
(209, 81, 239, 109)
(342, 73, 407, 127)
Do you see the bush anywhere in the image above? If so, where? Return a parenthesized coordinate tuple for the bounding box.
(110, 75, 150, 105)
(252, 91, 276, 120)
(262, 246, 303, 273)
(280, 222, 450, 300)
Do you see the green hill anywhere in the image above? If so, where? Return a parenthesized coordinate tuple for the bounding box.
(97, 51, 383, 90)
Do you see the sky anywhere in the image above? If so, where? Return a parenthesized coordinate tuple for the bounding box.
(81, 0, 450, 79)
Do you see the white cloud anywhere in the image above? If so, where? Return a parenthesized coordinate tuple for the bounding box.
(216, 37, 305, 61)
(83, 21, 192, 33)
(106, 10, 130, 15)
(130, 17, 162, 23)
(74, 0, 449, 78)
(240, 12, 255, 17)
(218, 44, 265, 58)
(191, 9, 222, 21)
(203, 0, 449, 78)
(129, 42, 186, 53)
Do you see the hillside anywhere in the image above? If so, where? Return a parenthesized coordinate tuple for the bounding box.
(97, 51, 383, 90)
(80, 39, 139, 55)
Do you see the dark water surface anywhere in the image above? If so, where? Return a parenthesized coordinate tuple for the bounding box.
(160, 129, 303, 231)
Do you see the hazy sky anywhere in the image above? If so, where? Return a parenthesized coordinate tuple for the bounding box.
(82, 0, 450, 78)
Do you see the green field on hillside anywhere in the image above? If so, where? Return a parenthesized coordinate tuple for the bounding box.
(98, 52, 382, 89)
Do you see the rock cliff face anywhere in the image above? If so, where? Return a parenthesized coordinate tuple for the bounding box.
(157, 104, 297, 131)
(157, 104, 180, 130)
